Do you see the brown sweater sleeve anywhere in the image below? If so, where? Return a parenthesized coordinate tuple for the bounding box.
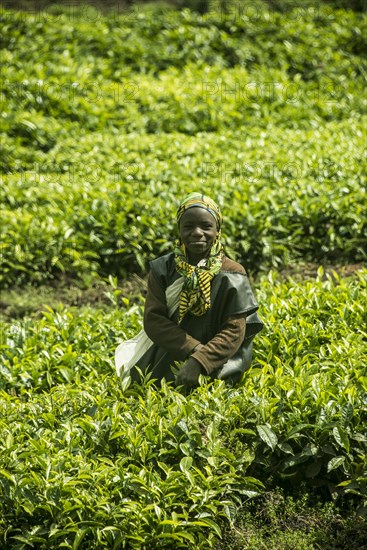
(143, 271, 201, 361)
(191, 315, 246, 374)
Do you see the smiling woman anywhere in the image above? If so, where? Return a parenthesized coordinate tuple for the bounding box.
(179, 208, 218, 264)
(115, 192, 263, 387)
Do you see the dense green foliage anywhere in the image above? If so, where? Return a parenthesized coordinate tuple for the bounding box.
(1, 2, 366, 548)
(1, 3, 366, 286)
(1, 269, 366, 547)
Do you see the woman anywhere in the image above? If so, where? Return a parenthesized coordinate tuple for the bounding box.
(115, 192, 263, 387)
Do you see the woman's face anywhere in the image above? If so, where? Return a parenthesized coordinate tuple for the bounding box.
(179, 207, 218, 264)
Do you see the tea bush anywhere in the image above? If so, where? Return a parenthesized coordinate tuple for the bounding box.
(1, 119, 366, 286)
(1, 3, 366, 547)
(1, 4, 366, 286)
(1, 269, 366, 548)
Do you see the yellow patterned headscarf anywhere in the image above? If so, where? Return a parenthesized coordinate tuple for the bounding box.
(175, 193, 224, 322)
(176, 192, 223, 230)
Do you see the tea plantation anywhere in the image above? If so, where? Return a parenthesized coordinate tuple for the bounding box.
(1, 1, 366, 548)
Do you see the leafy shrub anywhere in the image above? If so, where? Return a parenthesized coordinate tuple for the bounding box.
(1, 4, 365, 548)
(1, 270, 366, 548)
(1, 117, 366, 286)
(1, 5, 366, 285)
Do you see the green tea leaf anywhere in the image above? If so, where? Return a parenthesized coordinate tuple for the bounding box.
(327, 456, 346, 472)
(180, 456, 193, 472)
(333, 426, 350, 452)
(257, 425, 278, 450)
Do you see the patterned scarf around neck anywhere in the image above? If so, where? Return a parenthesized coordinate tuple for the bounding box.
(175, 236, 223, 322)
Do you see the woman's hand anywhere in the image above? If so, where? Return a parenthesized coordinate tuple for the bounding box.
(176, 357, 204, 388)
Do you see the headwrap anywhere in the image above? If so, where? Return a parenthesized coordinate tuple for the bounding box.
(175, 193, 224, 322)
(176, 192, 223, 230)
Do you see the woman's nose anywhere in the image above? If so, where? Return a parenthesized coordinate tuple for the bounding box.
(191, 226, 203, 237)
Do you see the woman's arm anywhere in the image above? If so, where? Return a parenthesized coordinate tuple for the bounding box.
(175, 314, 246, 386)
(143, 271, 201, 361)
(190, 315, 246, 374)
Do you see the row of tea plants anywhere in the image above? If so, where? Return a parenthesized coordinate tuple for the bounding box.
(1, 3, 366, 285)
(1, 2, 366, 548)
(1, 269, 366, 548)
